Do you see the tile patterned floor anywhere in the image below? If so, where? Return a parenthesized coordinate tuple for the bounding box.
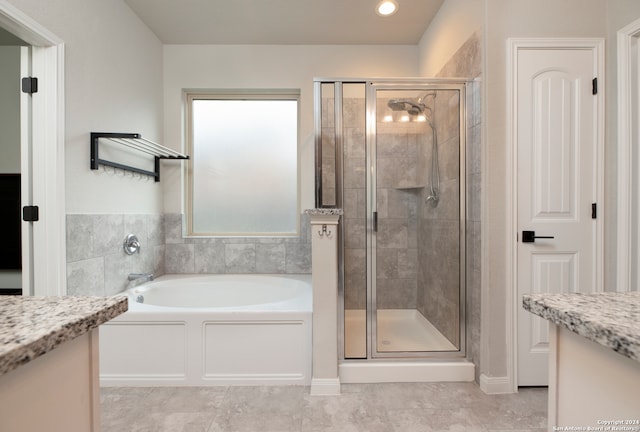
(101, 383, 547, 432)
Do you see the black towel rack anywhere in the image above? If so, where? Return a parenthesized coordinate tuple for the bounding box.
(90, 132, 189, 182)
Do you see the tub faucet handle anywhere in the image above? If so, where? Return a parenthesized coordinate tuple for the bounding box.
(124, 234, 141, 255)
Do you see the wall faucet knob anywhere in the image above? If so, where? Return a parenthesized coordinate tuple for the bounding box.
(123, 234, 141, 255)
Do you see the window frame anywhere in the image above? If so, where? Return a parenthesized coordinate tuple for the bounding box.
(184, 89, 301, 237)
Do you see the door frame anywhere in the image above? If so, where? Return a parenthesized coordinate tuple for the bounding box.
(616, 18, 640, 293)
(506, 38, 604, 392)
(0, 1, 66, 296)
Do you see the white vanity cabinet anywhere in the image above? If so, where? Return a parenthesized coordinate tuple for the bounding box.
(0, 296, 127, 432)
(548, 324, 640, 426)
(524, 292, 640, 429)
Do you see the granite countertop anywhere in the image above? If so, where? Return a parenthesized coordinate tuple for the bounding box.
(523, 292, 640, 363)
(304, 208, 344, 216)
(0, 296, 128, 377)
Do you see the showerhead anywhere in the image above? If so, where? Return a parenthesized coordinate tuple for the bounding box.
(387, 99, 425, 116)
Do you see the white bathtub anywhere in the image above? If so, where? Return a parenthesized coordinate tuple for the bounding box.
(99, 274, 312, 386)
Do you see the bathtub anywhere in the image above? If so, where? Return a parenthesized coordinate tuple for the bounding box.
(99, 274, 312, 386)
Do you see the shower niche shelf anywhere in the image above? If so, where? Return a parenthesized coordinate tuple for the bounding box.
(90, 132, 189, 182)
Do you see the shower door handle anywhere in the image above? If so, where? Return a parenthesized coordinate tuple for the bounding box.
(373, 211, 378, 232)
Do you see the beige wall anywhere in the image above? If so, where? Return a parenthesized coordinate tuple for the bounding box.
(0, 46, 20, 174)
(0, 45, 21, 290)
(162, 44, 419, 214)
(417, 0, 483, 77)
(7, 0, 164, 214)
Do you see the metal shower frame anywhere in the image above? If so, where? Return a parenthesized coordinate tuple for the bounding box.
(314, 78, 469, 362)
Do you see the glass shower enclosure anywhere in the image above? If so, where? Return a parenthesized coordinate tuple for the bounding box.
(315, 79, 467, 360)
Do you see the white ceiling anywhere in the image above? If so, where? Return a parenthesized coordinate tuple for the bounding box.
(124, 0, 444, 45)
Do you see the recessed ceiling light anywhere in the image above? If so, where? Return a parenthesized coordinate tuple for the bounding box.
(376, 0, 398, 17)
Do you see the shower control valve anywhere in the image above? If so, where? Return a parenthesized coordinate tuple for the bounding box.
(123, 234, 141, 255)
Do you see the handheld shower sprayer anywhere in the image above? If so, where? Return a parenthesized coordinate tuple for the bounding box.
(385, 91, 440, 206)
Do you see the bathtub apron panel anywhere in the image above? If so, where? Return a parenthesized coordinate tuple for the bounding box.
(99, 274, 312, 386)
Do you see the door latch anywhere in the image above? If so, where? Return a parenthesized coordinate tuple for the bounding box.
(522, 230, 554, 243)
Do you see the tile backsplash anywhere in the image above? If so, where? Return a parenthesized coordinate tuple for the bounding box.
(164, 213, 312, 275)
(66, 214, 165, 296)
(66, 212, 311, 296)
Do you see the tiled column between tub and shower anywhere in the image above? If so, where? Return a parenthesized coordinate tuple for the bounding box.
(316, 79, 474, 379)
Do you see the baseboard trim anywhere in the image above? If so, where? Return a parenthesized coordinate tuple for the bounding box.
(479, 374, 514, 394)
(340, 361, 475, 383)
(310, 378, 341, 396)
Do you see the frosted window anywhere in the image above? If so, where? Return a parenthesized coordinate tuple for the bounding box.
(188, 97, 298, 236)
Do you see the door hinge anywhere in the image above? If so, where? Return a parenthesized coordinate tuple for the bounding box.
(373, 211, 378, 232)
(592, 203, 597, 219)
(21, 77, 38, 94)
(592, 77, 598, 95)
(22, 205, 39, 222)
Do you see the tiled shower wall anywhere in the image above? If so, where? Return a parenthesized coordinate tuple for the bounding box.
(416, 89, 461, 348)
(341, 96, 426, 311)
(375, 117, 424, 310)
(436, 31, 482, 382)
(66, 213, 312, 296)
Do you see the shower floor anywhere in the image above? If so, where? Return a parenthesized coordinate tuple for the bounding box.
(344, 309, 456, 357)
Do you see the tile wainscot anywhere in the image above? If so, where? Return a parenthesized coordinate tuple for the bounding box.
(0, 295, 127, 432)
(523, 292, 640, 429)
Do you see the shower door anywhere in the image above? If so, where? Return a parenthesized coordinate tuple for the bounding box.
(315, 79, 466, 360)
(369, 83, 466, 358)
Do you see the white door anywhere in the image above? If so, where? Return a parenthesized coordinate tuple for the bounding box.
(516, 45, 602, 386)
